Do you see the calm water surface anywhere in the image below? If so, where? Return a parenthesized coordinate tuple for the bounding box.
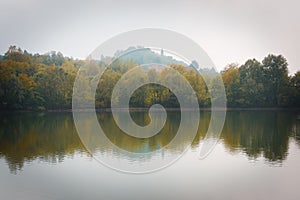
(0, 110, 300, 200)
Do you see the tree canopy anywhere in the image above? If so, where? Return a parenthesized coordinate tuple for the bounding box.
(0, 46, 299, 110)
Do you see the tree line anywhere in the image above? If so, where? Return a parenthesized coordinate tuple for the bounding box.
(0, 46, 299, 110)
(222, 56, 300, 107)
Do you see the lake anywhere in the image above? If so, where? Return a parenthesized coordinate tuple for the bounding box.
(0, 110, 300, 200)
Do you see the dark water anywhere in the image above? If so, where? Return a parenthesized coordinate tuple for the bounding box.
(0, 110, 300, 200)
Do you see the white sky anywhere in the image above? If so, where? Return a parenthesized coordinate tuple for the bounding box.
(0, 0, 299, 74)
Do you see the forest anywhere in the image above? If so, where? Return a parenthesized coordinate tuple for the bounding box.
(0, 45, 299, 110)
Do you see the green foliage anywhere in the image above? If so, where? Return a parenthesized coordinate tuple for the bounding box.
(221, 64, 241, 106)
(233, 55, 297, 107)
(0, 46, 78, 110)
(262, 55, 289, 106)
(0, 45, 299, 110)
(291, 71, 300, 106)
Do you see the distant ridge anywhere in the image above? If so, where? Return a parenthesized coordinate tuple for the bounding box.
(103, 46, 218, 76)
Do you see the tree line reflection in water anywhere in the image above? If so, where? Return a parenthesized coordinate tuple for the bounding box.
(0, 110, 299, 173)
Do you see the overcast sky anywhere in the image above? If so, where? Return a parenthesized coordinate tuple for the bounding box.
(1, 0, 299, 73)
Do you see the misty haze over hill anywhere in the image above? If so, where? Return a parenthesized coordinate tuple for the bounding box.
(101, 46, 218, 76)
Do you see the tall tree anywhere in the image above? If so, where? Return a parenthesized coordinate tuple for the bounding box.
(262, 54, 289, 106)
(222, 63, 241, 106)
(239, 59, 265, 106)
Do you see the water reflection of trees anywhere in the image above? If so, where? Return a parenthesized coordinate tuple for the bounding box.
(220, 111, 300, 163)
(0, 111, 299, 173)
(0, 113, 85, 174)
(98, 111, 181, 153)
